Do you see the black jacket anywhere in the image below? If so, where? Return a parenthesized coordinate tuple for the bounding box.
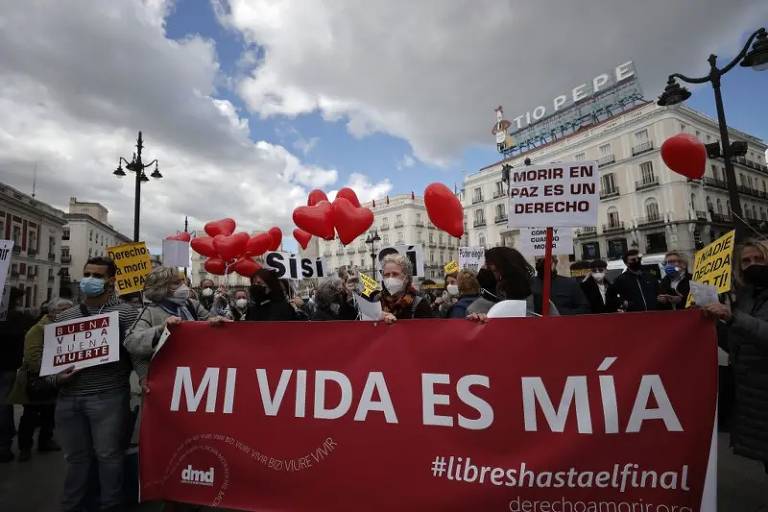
(530, 275, 591, 315)
(245, 299, 298, 321)
(613, 270, 659, 312)
(0, 311, 36, 370)
(658, 273, 691, 311)
(580, 277, 619, 314)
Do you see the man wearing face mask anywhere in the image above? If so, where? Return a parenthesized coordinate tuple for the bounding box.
(703, 240, 768, 474)
(657, 251, 691, 311)
(434, 272, 459, 317)
(613, 249, 660, 312)
(50, 256, 141, 511)
(230, 289, 250, 321)
(580, 260, 619, 314)
(530, 256, 590, 315)
(311, 278, 347, 321)
(197, 278, 216, 311)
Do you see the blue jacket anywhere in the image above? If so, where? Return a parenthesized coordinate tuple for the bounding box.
(449, 295, 480, 319)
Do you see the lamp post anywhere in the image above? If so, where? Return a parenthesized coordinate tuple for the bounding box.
(113, 131, 162, 242)
(365, 230, 381, 275)
(657, 27, 768, 239)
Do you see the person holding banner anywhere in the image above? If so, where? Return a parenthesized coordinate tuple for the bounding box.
(380, 254, 433, 322)
(229, 288, 251, 321)
(311, 277, 347, 321)
(448, 270, 481, 319)
(702, 239, 768, 472)
(246, 269, 298, 321)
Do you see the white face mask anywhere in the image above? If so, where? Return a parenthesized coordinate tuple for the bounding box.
(201, 287, 214, 297)
(383, 277, 405, 295)
(330, 303, 341, 314)
(446, 284, 459, 296)
(592, 272, 605, 282)
(235, 298, 248, 309)
(168, 284, 190, 304)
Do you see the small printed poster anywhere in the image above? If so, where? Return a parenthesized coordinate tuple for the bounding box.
(40, 312, 121, 376)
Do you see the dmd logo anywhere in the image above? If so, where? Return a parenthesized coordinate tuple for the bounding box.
(180, 464, 215, 486)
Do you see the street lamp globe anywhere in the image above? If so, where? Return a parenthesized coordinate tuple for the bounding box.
(657, 77, 691, 106)
(113, 164, 126, 177)
(150, 162, 162, 179)
(741, 29, 768, 71)
(140, 172, 150, 183)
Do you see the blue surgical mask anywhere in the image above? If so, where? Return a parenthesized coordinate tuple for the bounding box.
(80, 277, 106, 297)
(664, 264, 680, 277)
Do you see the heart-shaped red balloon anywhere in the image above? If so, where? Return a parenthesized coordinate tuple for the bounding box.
(307, 189, 329, 207)
(204, 257, 226, 275)
(245, 232, 272, 256)
(165, 232, 191, 242)
(424, 183, 464, 238)
(190, 236, 218, 257)
(331, 197, 374, 245)
(213, 232, 249, 261)
(293, 200, 335, 240)
(268, 227, 282, 251)
(661, 133, 706, 179)
(336, 187, 361, 208)
(293, 228, 312, 250)
(204, 218, 236, 237)
(232, 257, 260, 277)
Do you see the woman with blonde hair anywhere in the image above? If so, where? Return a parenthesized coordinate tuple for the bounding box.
(380, 253, 432, 322)
(703, 238, 768, 472)
(448, 270, 481, 319)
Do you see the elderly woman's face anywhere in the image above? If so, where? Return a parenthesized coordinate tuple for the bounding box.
(382, 262, 405, 280)
(741, 246, 766, 270)
(168, 274, 185, 292)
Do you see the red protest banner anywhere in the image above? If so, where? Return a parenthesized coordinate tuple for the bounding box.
(139, 312, 717, 511)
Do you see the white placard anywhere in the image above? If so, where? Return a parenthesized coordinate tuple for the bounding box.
(354, 294, 382, 321)
(458, 246, 484, 273)
(263, 251, 328, 280)
(376, 244, 425, 278)
(162, 239, 190, 268)
(516, 227, 574, 257)
(507, 161, 599, 228)
(487, 300, 527, 318)
(40, 312, 121, 376)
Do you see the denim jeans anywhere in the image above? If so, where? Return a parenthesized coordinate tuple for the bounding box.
(56, 389, 129, 511)
(0, 370, 16, 452)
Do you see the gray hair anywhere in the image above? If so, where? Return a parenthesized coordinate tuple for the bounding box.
(381, 253, 412, 278)
(144, 266, 182, 303)
(48, 297, 74, 318)
(315, 277, 343, 310)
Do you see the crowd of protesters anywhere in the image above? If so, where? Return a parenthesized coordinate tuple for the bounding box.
(0, 240, 766, 510)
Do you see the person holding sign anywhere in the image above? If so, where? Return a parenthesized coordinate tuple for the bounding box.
(50, 256, 140, 512)
(380, 254, 433, 323)
(702, 240, 768, 472)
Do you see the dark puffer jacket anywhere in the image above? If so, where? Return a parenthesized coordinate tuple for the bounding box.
(724, 285, 768, 464)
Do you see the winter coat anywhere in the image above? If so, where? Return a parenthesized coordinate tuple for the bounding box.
(658, 273, 692, 311)
(124, 300, 210, 380)
(613, 270, 660, 312)
(580, 277, 619, 314)
(448, 295, 480, 319)
(245, 299, 298, 322)
(7, 316, 53, 405)
(0, 311, 35, 371)
(722, 285, 768, 463)
(531, 275, 590, 315)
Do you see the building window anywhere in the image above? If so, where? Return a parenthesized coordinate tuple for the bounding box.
(474, 208, 485, 225)
(646, 233, 667, 254)
(645, 198, 660, 221)
(89, 230, 93, 242)
(478, 233, 486, 247)
(739, 174, 745, 186)
(680, 124, 685, 132)
(496, 203, 506, 219)
(430, 251, 435, 263)
(716, 198, 723, 214)
(582, 242, 600, 260)
(429, 232, 434, 243)
(607, 207, 620, 227)
(601, 173, 617, 193)
(706, 196, 713, 211)
(438, 233, 444, 244)
(761, 208, 766, 221)
(710, 165, 719, 181)
(690, 194, 697, 211)
(12, 225, 21, 245)
(599, 143, 611, 156)
(495, 181, 504, 197)
(416, 213, 422, 224)
(695, 130, 701, 139)
(607, 239, 628, 259)
(634, 129, 649, 144)
(48, 236, 55, 255)
(396, 232, 403, 244)
(381, 217, 389, 228)
(574, 152, 586, 160)
(473, 187, 483, 203)
(640, 161, 655, 183)
(88, 248, 92, 257)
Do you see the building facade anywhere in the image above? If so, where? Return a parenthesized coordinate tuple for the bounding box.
(463, 103, 768, 263)
(0, 181, 66, 312)
(61, 197, 131, 296)
(317, 194, 460, 280)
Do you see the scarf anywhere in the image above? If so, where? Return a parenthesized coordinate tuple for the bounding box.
(381, 286, 418, 318)
(158, 299, 195, 321)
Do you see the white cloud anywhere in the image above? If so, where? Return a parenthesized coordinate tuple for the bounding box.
(328, 173, 393, 204)
(224, 0, 768, 166)
(396, 154, 415, 170)
(0, 0, 382, 251)
(293, 136, 319, 156)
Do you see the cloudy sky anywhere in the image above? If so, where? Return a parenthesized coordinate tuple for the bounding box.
(1, 0, 767, 252)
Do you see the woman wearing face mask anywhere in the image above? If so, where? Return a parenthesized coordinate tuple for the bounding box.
(197, 278, 216, 311)
(467, 268, 502, 315)
(312, 278, 347, 321)
(448, 271, 481, 319)
(124, 267, 229, 381)
(246, 269, 298, 321)
(380, 254, 433, 323)
(229, 289, 250, 321)
(703, 240, 768, 473)
(580, 260, 619, 314)
(434, 272, 459, 317)
(336, 268, 362, 320)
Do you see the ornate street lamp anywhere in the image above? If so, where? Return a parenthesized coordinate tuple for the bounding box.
(113, 131, 162, 241)
(365, 230, 381, 275)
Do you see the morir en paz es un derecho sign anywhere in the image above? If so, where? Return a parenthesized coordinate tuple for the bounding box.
(40, 312, 121, 376)
(507, 161, 599, 229)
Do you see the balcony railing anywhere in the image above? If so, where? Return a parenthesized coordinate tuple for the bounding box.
(632, 141, 654, 156)
(695, 211, 708, 221)
(10, 270, 19, 277)
(635, 177, 659, 191)
(492, 190, 505, 199)
(710, 212, 733, 224)
(48, 275, 55, 282)
(323, 251, 332, 257)
(61, 254, 71, 263)
(576, 226, 597, 237)
(637, 216, 664, 227)
(602, 222, 626, 232)
(346, 246, 355, 254)
(47, 253, 56, 261)
(394, 221, 404, 228)
(597, 154, 616, 167)
(473, 220, 487, 227)
(472, 196, 484, 204)
(428, 241, 437, 248)
(27, 271, 37, 278)
(358, 246, 366, 253)
(28, 248, 37, 256)
(415, 221, 424, 227)
(335, 249, 344, 256)
(494, 215, 508, 224)
(12, 245, 20, 254)
(600, 187, 620, 199)
(703, 177, 728, 190)
(738, 185, 767, 199)
(379, 224, 390, 231)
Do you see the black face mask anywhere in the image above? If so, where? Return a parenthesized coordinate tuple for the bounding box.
(627, 260, 642, 272)
(535, 261, 557, 278)
(250, 284, 268, 301)
(743, 264, 768, 287)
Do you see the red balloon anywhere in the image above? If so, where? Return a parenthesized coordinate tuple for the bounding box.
(661, 133, 706, 179)
(307, 189, 329, 207)
(293, 200, 335, 240)
(424, 183, 464, 238)
(232, 257, 260, 278)
(268, 227, 282, 251)
(293, 228, 312, 250)
(190, 236, 218, 257)
(336, 187, 361, 208)
(204, 257, 226, 275)
(165, 232, 191, 242)
(213, 232, 249, 261)
(204, 218, 236, 237)
(245, 232, 272, 256)
(331, 197, 374, 245)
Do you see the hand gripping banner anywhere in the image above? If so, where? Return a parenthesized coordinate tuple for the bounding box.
(139, 312, 717, 511)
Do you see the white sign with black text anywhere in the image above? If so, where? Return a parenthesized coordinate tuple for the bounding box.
(516, 228, 574, 257)
(458, 246, 485, 273)
(376, 245, 425, 278)
(40, 312, 121, 376)
(506, 161, 599, 228)
(263, 252, 329, 280)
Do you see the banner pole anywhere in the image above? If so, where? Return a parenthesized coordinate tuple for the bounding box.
(542, 227, 553, 317)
